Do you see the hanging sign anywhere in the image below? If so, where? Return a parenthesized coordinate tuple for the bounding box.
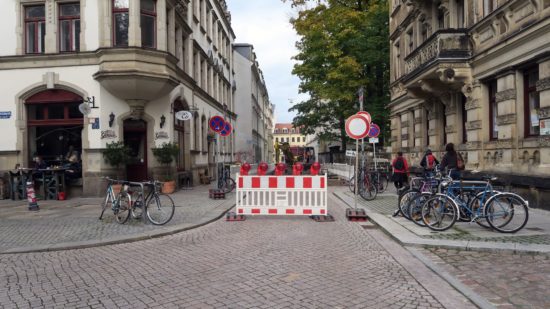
(175, 111, 193, 121)
(220, 122, 232, 137)
(345, 114, 370, 140)
(209, 116, 225, 132)
(368, 123, 380, 138)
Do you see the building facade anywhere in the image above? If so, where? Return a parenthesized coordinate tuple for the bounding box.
(273, 123, 308, 162)
(233, 43, 275, 164)
(0, 0, 237, 196)
(389, 1, 550, 183)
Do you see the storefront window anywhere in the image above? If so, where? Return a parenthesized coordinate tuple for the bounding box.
(113, 0, 129, 46)
(59, 3, 80, 52)
(524, 68, 540, 137)
(25, 5, 46, 54)
(488, 80, 498, 140)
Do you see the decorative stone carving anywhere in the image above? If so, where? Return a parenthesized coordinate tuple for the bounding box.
(496, 114, 517, 125)
(466, 120, 482, 130)
(465, 99, 481, 110)
(536, 77, 550, 92)
(485, 139, 513, 150)
(444, 125, 455, 133)
(539, 107, 550, 119)
(495, 89, 516, 103)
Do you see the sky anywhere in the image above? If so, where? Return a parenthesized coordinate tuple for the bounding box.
(226, 0, 307, 124)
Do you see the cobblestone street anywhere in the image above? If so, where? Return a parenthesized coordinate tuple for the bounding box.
(0, 193, 473, 308)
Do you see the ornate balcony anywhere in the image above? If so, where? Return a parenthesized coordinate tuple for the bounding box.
(403, 29, 471, 79)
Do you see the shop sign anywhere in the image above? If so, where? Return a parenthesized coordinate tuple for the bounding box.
(0, 111, 12, 119)
(541, 119, 550, 136)
(101, 130, 117, 139)
(155, 131, 169, 140)
(345, 150, 356, 157)
(175, 111, 192, 121)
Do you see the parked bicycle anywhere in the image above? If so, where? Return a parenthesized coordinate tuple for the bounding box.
(129, 180, 175, 225)
(99, 177, 132, 224)
(218, 165, 236, 193)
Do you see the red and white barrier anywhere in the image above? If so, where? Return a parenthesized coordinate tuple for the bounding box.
(236, 174, 328, 216)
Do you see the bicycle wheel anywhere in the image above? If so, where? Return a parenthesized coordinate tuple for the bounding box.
(221, 177, 236, 193)
(99, 191, 112, 220)
(408, 192, 433, 226)
(379, 173, 389, 193)
(114, 192, 131, 224)
(484, 193, 529, 233)
(146, 193, 176, 225)
(398, 189, 420, 220)
(468, 191, 498, 228)
(421, 195, 457, 231)
(131, 193, 144, 220)
(359, 176, 378, 201)
(348, 175, 355, 193)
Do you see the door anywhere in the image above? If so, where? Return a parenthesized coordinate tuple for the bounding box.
(124, 119, 148, 181)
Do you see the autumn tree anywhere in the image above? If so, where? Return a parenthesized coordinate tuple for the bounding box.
(284, 0, 389, 152)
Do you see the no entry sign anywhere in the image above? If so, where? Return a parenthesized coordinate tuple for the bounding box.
(345, 114, 370, 140)
(357, 111, 371, 124)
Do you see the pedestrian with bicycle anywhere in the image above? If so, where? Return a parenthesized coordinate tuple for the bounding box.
(391, 151, 409, 190)
(420, 149, 439, 177)
(439, 143, 465, 180)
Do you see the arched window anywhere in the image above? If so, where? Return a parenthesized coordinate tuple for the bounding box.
(194, 112, 199, 150)
(201, 115, 207, 152)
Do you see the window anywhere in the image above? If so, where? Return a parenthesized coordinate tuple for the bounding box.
(483, 0, 494, 17)
(174, 101, 186, 170)
(292, 137, 295, 143)
(140, 0, 156, 48)
(488, 80, 498, 140)
(302, 137, 306, 142)
(25, 5, 46, 54)
(437, 7, 446, 29)
(275, 137, 278, 142)
(201, 116, 206, 152)
(524, 68, 540, 137)
(406, 29, 414, 55)
(393, 41, 400, 80)
(421, 23, 428, 42)
(59, 3, 80, 52)
(194, 113, 199, 150)
(113, 0, 129, 46)
(456, 0, 464, 28)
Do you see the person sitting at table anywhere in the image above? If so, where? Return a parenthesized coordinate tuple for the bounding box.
(34, 156, 47, 170)
(64, 154, 82, 181)
(65, 145, 79, 162)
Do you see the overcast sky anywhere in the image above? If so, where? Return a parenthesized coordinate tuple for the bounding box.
(226, 0, 307, 124)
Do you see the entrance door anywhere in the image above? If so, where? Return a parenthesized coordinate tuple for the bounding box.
(124, 119, 147, 181)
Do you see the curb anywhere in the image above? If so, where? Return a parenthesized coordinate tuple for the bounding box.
(1, 201, 236, 255)
(332, 191, 550, 255)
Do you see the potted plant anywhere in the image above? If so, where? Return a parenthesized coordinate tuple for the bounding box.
(102, 141, 131, 193)
(151, 142, 179, 194)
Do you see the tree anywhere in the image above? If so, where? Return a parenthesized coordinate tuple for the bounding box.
(283, 0, 389, 152)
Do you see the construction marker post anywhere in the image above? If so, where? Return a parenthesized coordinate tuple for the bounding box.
(26, 181, 39, 211)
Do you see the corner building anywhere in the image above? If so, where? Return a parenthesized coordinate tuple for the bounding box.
(389, 0, 550, 206)
(0, 0, 237, 196)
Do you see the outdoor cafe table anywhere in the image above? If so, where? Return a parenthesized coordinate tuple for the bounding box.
(37, 168, 66, 200)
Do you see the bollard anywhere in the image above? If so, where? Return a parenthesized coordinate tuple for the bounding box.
(26, 181, 39, 211)
(275, 162, 286, 176)
(240, 162, 251, 176)
(257, 162, 268, 176)
(310, 162, 321, 176)
(292, 162, 303, 175)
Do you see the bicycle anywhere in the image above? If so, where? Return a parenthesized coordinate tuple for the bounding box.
(129, 180, 176, 225)
(218, 165, 236, 194)
(99, 177, 132, 224)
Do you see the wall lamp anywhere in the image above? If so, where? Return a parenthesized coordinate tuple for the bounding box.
(109, 112, 115, 127)
(160, 114, 166, 128)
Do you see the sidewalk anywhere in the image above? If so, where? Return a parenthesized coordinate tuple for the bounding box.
(333, 186, 550, 254)
(0, 185, 235, 254)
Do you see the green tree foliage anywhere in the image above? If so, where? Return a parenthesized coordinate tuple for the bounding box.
(283, 0, 389, 151)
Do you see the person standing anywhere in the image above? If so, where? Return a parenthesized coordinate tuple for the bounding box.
(391, 151, 409, 190)
(439, 143, 464, 180)
(420, 149, 439, 176)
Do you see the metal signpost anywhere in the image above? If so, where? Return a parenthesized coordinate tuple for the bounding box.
(345, 113, 370, 210)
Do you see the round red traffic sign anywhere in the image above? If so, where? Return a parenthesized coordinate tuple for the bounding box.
(209, 116, 225, 132)
(357, 111, 371, 124)
(345, 114, 370, 140)
(368, 123, 380, 138)
(220, 122, 232, 137)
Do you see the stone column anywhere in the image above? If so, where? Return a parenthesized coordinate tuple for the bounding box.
(44, 0, 57, 53)
(537, 57, 550, 169)
(128, 0, 141, 47)
(390, 114, 401, 153)
(400, 112, 410, 152)
(443, 93, 458, 145)
(156, 0, 167, 51)
(167, 7, 176, 55)
(495, 71, 517, 168)
(462, 80, 483, 169)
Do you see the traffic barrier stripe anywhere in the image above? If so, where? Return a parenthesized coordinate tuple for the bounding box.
(238, 175, 325, 189)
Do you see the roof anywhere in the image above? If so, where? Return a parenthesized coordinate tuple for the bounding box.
(274, 123, 302, 134)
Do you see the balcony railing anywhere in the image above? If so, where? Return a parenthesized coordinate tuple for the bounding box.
(404, 29, 471, 76)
